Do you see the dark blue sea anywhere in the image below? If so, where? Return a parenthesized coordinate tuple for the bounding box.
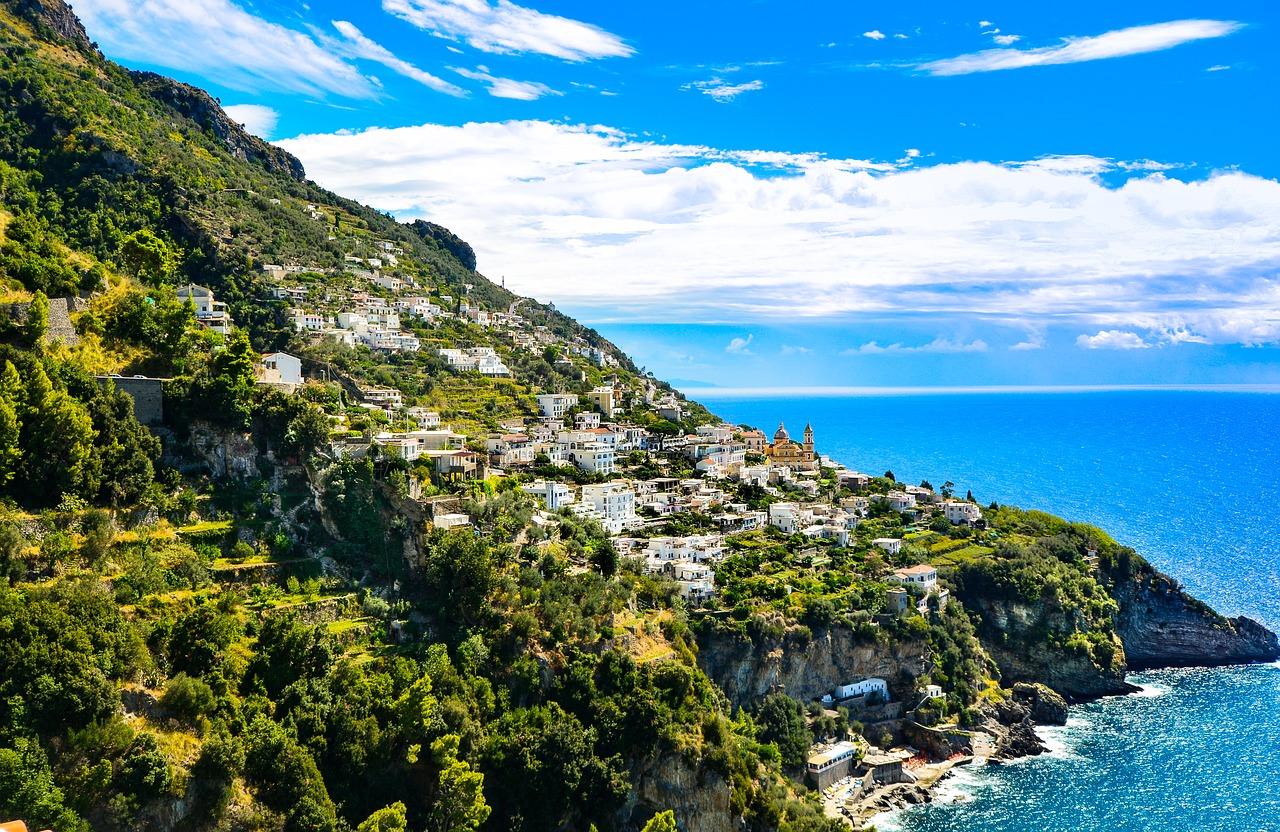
(699, 390, 1280, 831)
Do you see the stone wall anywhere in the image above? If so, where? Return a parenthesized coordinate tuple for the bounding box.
(98, 375, 165, 424)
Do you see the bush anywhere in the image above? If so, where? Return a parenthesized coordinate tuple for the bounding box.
(160, 672, 216, 721)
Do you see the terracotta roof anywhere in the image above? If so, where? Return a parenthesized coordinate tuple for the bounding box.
(895, 564, 937, 576)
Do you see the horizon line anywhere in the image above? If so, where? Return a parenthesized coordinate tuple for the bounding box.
(684, 384, 1280, 398)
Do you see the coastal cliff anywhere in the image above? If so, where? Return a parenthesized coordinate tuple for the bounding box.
(1109, 568, 1280, 669)
(694, 618, 930, 710)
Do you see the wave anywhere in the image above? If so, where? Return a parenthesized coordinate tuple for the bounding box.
(1130, 682, 1171, 698)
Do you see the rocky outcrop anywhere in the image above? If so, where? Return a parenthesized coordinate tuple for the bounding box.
(1010, 682, 1068, 725)
(620, 753, 737, 832)
(695, 619, 929, 709)
(189, 423, 262, 479)
(410, 219, 478, 271)
(130, 71, 306, 181)
(1110, 571, 1280, 669)
(966, 596, 1135, 701)
(12, 0, 93, 51)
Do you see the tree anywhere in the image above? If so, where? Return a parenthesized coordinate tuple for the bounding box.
(589, 538, 618, 578)
(428, 734, 490, 832)
(0, 737, 84, 832)
(27, 290, 49, 346)
(423, 529, 494, 633)
(754, 694, 811, 768)
(642, 811, 678, 832)
(941, 481, 955, 499)
(12, 358, 96, 504)
(357, 802, 408, 832)
(0, 362, 23, 488)
(117, 732, 173, 806)
(119, 229, 176, 287)
(160, 672, 216, 721)
(884, 470, 895, 482)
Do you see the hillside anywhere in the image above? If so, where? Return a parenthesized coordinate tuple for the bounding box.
(0, 4, 1274, 832)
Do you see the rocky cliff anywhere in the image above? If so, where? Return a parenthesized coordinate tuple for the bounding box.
(620, 753, 738, 832)
(966, 596, 1136, 701)
(1110, 570, 1280, 669)
(694, 619, 929, 709)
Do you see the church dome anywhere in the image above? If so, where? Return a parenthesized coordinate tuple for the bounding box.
(773, 422, 790, 443)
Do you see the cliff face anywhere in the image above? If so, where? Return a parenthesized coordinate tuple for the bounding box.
(1111, 572, 1280, 669)
(967, 597, 1135, 701)
(129, 71, 307, 181)
(695, 621, 929, 710)
(620, 753, 737, 832)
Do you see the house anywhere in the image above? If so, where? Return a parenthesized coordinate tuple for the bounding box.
(177, 284, 233, 334)
(886, 587, 912, 614)
(806, 740, 860, 791)
(580, 482, 637, 533)
(407, 407, 441, 429)
(588, 385, 617, 415)
(860, 754, 907, 786)
(536, 393, 579, 419)
(838, 471, 871, 491)
(667, 560, 715, 602)
(834, 677, 889, 704)
(943, 499, 983, 525)
(769, 502, 811, 535)
(434, 513, 472, 531)
(362, 387, 402, 409)
(575, 411, 602, 430)
(566, 443, 614, 475)
(522, 480, 574, 511)
(291, 311, 326, 332)
(258, 352, 302, 385)
(872, 537, 902, 555)
(741, 428, 767, 452)
(486, 434, 535, 467)
(889, 564, 938, 593)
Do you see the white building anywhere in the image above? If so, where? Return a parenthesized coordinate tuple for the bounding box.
(522, 480, 575, 510)
(769, 502, 812, 535)
(889, 564, 938, 593)
(258, 352, 302, 385)
(177, 284, 233, 335)
(291, 311, 326, 332)
(872, 538, 902, 555)
(580, 482, 637, 533)
(536, 393, 579, 419)
(566, 443, 615, 475)
(833, 677, 889, 704)
(943, 500, 983, 525)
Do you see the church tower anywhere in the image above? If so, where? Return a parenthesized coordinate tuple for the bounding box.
(803, 422, 814, 453)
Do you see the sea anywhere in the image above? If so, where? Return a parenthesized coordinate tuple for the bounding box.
(698, 389, 1280, 832)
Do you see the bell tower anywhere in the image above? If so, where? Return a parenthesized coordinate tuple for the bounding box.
(803, 422, 814, 453)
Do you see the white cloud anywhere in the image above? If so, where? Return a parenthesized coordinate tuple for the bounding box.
(894, 34, 908, 40)
(382, 0, 633, 61)
(1207, 64, 1231, 71)
(451, 66, 560, 99)
(222, 104, 278, 138)
(1077, 330, 1149, 350)
(780, 344, 812, 354)
(993, 34, 1021, 45)
(863, 30, 886, 40)
(684, 78, 765, 102)
(979, 20, 993, 28)
(331, 21, 467, 96)
(279, 120, 1280, 345)
(73, 0, 377, 97)
(846, 338, 989, 355)
(725, 334, 754, 354)
(920, 19, 1243, 76)
(1009, 332, 1045, 350)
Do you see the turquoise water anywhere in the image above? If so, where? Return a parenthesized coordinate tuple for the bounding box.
(701, 391, 1280, 829)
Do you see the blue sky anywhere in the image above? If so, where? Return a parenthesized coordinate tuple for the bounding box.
(72, 0, 1280, 387)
